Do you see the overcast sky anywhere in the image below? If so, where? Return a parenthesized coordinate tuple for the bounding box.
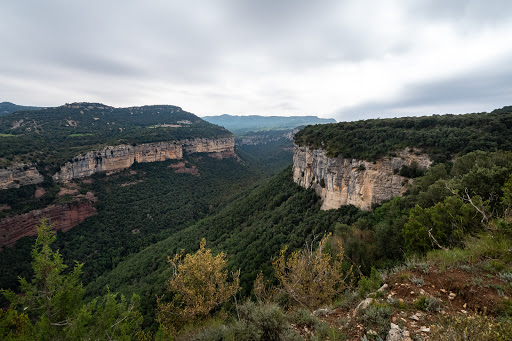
(1, 0, 511, 121)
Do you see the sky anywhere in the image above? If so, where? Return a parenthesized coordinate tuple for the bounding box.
(1, 0, 511, 121)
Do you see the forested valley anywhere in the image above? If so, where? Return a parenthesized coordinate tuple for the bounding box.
(1, 105, 512, 340)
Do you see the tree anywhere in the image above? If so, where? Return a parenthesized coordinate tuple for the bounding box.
(157, 238, 240, 333)
(403, 196, 481, 255)
(2, 219, 83, 338)
(68, 291, 143, 340)
(1, 219, 143, 340)
(272, 234, 353, 310)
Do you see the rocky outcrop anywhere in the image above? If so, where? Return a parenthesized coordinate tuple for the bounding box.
(293, 145, 431, 210)
(0, 200, 97, 247)
(53, 137, 235, 182)
(0, 164, 44, 189)
(52, 142, 183, 182)
(182, 137, 235, 155)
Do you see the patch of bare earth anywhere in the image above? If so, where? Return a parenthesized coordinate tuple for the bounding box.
(120, 180, 144, 187)
(306, 263, 511, 340)
(168, 161, 199, 176)
(57, 187, 80, 197)
(34, 187, 46, 198)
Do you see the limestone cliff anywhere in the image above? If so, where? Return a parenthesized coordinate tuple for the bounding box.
(0, 164, 44, 189)
(293, 145, 431, 210)
(52, 137, 235, 182)
(0, 200, 97, 247)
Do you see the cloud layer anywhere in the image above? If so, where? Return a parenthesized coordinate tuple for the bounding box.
(1, 0, 511, 120)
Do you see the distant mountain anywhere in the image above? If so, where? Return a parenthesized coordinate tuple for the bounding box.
(0, 102, 41, 116)
(202, 114, 336, 134)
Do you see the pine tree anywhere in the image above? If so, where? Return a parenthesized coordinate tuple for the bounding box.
(2, 219, 83, 339)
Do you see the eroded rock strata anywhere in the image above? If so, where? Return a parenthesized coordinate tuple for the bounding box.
(52, 137, 235, 182)
(0, 165, 44, 190)
(0, 200, 97, 247)
(293, 145, 431, 210)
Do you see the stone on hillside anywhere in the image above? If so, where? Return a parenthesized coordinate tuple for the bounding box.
(378, 283, 389, 292)
(354, 298, 373, 316)
(387, 323, 412, 341)
(313, 308, 333, 316)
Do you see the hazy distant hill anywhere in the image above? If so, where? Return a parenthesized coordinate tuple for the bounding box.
(0, 101, 41, 116)
(202, 114, 336, 134)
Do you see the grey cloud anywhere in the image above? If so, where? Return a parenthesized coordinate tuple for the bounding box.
(337, 60, 512, 121)
(0, 1, 511, 116)
(407, 0, 512, 30)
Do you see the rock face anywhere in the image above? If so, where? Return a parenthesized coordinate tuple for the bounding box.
(293, 145, 431, 210)
(0, 165, 44, 189)
(0, 200, 97, 247)
(53, 137, 235, 182)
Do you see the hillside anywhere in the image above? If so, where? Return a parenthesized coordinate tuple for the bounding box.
(2, 106, 512, 339)
(202, 114, 336, 134)
(0, 102, 230, 170)
(294, 106, 512, 163)
(0, 102, 40, 116)
(82, 148, 512, 330)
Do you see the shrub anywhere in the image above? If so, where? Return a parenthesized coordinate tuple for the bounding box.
(357, 302, 393, 339)
(358, 267, 382, 298)
(430, 313, 512, 341)
(409, 275, 425, 286)
(415, 295, 442, 312)
(273, 234, 353, 310)
(253, 272, 278, 304)
(158, 239, 240, 333)
(233, 301, 301, 341)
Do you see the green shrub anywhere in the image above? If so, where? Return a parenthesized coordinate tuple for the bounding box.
(289, 309, 320, 329)
(357, 303, 393, 339)
(409, 275, 425, 286)
(415, 295, 442, 312)
(430, 313, 512, 341)
(236, 301, 301, 341)
(358, 267, 382, 298)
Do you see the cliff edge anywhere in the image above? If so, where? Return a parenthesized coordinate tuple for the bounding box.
(293, 145, 430, 210)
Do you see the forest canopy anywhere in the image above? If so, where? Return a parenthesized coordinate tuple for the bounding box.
(294, 106, 512, 162)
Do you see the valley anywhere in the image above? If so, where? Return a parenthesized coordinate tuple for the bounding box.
(1, 103, 512, 340)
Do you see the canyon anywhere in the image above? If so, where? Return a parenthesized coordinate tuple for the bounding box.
(0, 137, 235, 187)
(0, 137, 235, 246)
(293, 145, 431, 210)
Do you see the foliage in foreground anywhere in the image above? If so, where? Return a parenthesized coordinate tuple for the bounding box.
(273, 234, 353, 310)
(157, 239, 240, 336)
(430, 313, 512, 341)
(0, 220, 143, 340)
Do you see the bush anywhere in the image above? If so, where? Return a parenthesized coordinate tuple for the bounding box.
(414, 295, 442, 312)
(233, 301, 301, 341)
(357, 302, 393, 339)
(358, 267, 382, 298)
(158, 239, 240, 334)
(273, 234, 353, 310)
(430, 313, 512, 341)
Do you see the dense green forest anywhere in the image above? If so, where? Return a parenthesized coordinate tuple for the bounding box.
(3, 148, 511, 338)
(294, 106, 512, 162)
(0, 155, 260, 292)
(0, 103, 230, 169)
